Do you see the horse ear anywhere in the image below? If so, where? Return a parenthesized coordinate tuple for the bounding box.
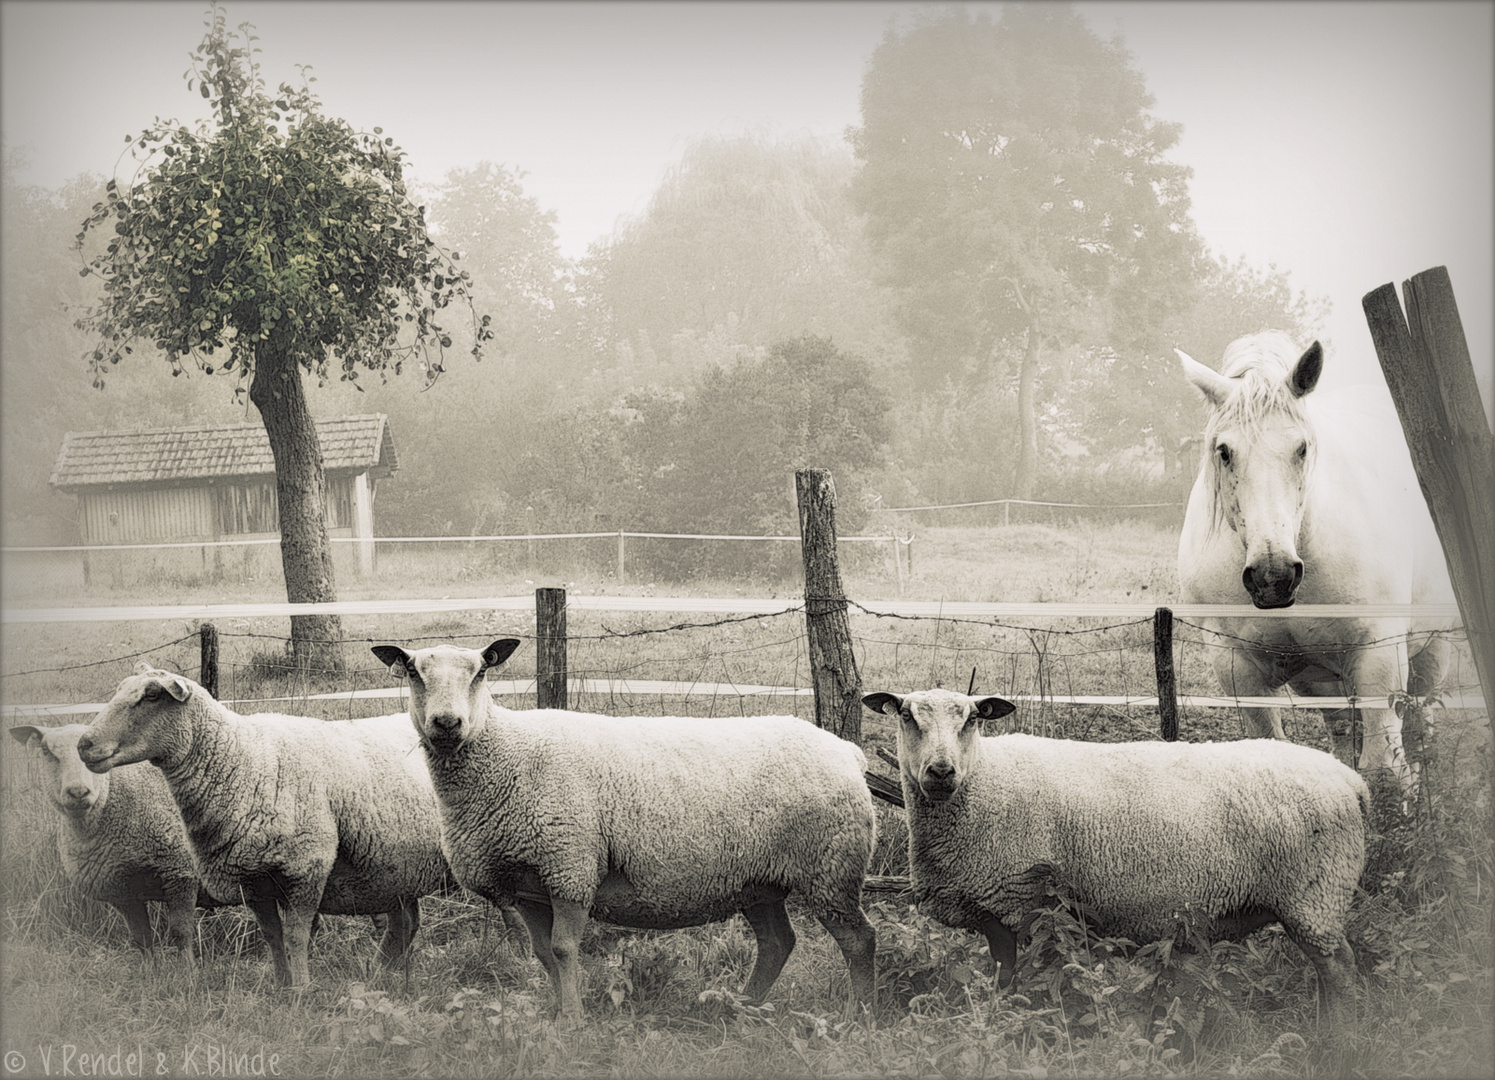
(1177, 348, 1235, 407)
(1290, 341, 1323, 398)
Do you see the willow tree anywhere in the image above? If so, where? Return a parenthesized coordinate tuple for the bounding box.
(74, 8, 490, 669)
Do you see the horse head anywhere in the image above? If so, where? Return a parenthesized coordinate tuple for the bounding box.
(1178, 332, 1323, 609)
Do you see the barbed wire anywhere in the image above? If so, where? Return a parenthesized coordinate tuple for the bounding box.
(849, 599, 1153, 638)
(0, 634, 198, 680)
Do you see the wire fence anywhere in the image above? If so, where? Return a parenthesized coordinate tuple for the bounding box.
(3, 595, 1483, 757)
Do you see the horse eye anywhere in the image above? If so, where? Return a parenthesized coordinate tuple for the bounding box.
(1216, 443, 1233, 466)
(1295, 441, 1308, 461)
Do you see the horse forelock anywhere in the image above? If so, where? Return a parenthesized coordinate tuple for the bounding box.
(1201, 332, 1317, 536)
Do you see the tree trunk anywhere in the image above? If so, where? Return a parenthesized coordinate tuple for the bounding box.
(249, 336, 343, 673)
(1014, 322, 1042, 500)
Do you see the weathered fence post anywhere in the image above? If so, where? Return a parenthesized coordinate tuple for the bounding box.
(1363, 268, 1495, 718)
(617, 530, 626, 586)
(536, 587, 567, 710)
(199, 622, 219, 699)
(795, 469, 862, 744)
(1153, 607, 1178, 741)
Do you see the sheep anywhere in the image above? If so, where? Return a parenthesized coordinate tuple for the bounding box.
(864, 687, 1368, 1028)
(74, 663, 456, 987)
(9, 722, 225, 957)
(370, 638, 878, 1025)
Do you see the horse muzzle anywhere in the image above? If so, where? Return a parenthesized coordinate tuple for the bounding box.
(1242, 558, 1304, 609)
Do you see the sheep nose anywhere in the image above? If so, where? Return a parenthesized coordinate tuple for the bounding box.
(429, 713, 462, 733)
(66, 784, 91, 801)
(926, 761, 955, 781)
(76, 734, 94, 754)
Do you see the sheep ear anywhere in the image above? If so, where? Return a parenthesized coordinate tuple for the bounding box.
(9, 725, 43, 747)
(481, 639, 521, 669)
(134, 661, 154, 676)
(156, 675, 191, 702)
(1290, 340, 1323, 398)
(862, 692, 904, 718)
(1177, 348, 1235, 408)
(370, 645, 411, 678)
(972, 696, 1016, 721)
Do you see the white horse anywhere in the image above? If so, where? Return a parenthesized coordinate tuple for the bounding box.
(1176, 331, 1453, 788)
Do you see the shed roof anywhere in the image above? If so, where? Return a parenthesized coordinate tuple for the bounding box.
(50, 414, 397, 492)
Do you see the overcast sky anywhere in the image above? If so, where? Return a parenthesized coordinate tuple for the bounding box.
(3, 0, 1491, 417)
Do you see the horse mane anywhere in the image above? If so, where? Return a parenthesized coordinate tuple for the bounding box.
(1201, 331, 1318, 536)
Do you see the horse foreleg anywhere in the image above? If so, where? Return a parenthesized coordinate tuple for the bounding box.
(1213, 648, 1288, 741)
(1342, 643, 1413, 791)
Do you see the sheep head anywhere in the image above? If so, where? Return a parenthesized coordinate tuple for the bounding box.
(75, 663, 194, 774)
(373, 639, 520, 752)
(863, 689, 1014, 803)
(9, 723, 111, 818)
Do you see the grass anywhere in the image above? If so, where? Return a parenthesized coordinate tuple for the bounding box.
(2, 519, 1492, 1077)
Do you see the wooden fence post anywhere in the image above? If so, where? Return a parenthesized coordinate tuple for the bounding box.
(200, 622, 219, 699)
(536, 587, 567, 710)
(1153, 607, 1178, 741)
(796, 469, 862, 744)
(1362, 268, 1495, 716)
(617, 530, 626, 586)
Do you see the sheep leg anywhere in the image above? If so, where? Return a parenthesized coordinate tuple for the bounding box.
(113, 900, 155, 956)
(981, 917, 1018, 987)
(514, 898, 561, 989)
(1285, 925, 1359, 1029)
(277, 903, 318, 987)
(162, 879, 200, 961)
(377, 897, 420, 969)
(546, 898, 590, 1026)
(814, 909, 877, 1014)
(740, 900, 796, 1002)
(246, 898, 291, 985)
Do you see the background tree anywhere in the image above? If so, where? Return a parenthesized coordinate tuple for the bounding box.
(1, 159, 246, 544)
(583, 132, 900, 389)
(72, 8, 490, 667)
(617, 336, 890, 574)
(849, 3, 1200, 498)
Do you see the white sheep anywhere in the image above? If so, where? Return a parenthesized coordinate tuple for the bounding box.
(10, 722, 222, 957)
(75, 663, 456, 987)
(371, 639, 878, 1024)
(864, 688, 1368, 1028)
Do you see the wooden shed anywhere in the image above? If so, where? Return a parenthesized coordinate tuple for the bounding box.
(49, 414, 398, 576)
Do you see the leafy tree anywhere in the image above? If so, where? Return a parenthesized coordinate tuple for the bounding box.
(1, 161, 245, 543)
(849, 3, 1200, 498)
(584, 132, 900, 388)
(620, 336, 890, 543)
(72, 8, 490, 666)
(354, 161, 584, 536)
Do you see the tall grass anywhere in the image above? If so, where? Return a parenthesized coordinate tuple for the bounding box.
(2, 520, 1490, 1077)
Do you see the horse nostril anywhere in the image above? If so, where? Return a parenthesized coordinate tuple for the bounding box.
(1241, 566, 1255, 593)
(1291, 561, 1304, 588)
